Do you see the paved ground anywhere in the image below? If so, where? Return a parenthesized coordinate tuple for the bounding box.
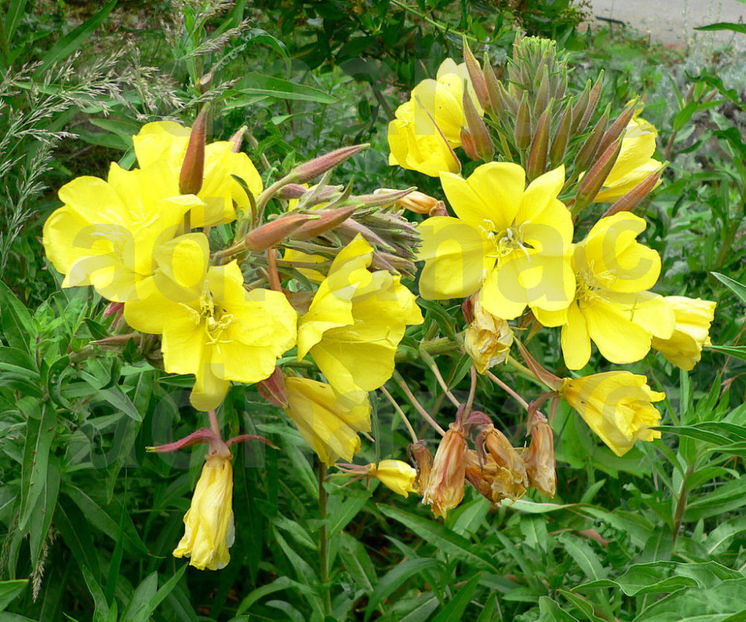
(589, 0, 746, 45)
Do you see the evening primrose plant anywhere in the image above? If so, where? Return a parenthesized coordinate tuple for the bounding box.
(36, 32, 719, 588)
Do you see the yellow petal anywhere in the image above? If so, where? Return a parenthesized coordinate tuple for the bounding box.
(583, 297, 652, 364)
(132, 121, 190, 169)
(561, 301, 592, 370)
(418, 216, 491, 300)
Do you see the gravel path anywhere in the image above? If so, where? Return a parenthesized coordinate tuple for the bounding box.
(589, 0, 746, 45)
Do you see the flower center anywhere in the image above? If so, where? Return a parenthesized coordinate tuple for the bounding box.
(199, 291, 233, 345)
(483, 221, 531, 261)
(575, 262, 613, 302)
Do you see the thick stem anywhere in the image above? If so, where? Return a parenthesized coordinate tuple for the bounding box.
(318, 462, 331, 617)
(208, 410, 221, 439)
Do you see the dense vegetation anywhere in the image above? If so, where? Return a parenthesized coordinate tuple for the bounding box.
(0, 1, 744, 621)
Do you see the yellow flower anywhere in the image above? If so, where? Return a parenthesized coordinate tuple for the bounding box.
(368, 460, 417, 497)
(283, 248, 327, 283)
(595, 117, 663, 203)
(284, 376, 371, 466)
(173, 452, 235, 570)
(388, 59, 480, 177)
(124, 244, 297, 410)
(42, 162, 204, 302)
(422, 425, 467, 518)
(418, 163, 575, 319)
(535, 212, 674, 370)
(132, 121, 263, 227)
(297, 235, 423, 397)
(652, 296, 716, 370)
(464, 291, 514, 373)
(560, 371, 664, 456)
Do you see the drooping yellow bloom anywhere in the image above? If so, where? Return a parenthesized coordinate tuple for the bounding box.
(419, 163, 575, 320)
(422, 425, 467, 518)
(173, 452, 235, 570)
(595, 116, 663, 203)
(297, 235, 423, 397)
(535, 212, 674, 370)
(388, 59, 481, 177)
(560, 371, 664, 456)
(284, 376, 371, 466)
(42, 162, 204, 302)
(368, 460, 417, 497)
(132, 121, 263, 227)
(464, 291, 514, 373)
(124, 245, 297, 410)
(652, 296, 716, 370)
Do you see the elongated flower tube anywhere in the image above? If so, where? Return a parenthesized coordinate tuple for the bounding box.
(594, 116, 663, 203)
(560, 372, 664, 456)
(284, 376, 371, 466)
(388, 59, 481, 176)
(297, 235, 423, 397)
(652, 296, 716, 370)
(124, 241, 297, 410)
(422, 424, 467, 518)
(368, 460, 418, 498)
(132, 121, 263, 226)
(173, 447, 235, 570)
(43, 162, 204, 302)
(535, 212, 674, 369)
(418, 163, 575, 319)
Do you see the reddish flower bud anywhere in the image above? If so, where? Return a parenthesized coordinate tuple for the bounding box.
(257, 367, 288, 407)
(291, 144, 368, 184)
(244, 213, 311, 252)
(602, 168, 664, 217)
(463, 88, 494, 161)
(179, 107, 208, 195)
(463, 39, 490, 111)
(291, 205, 357, 241)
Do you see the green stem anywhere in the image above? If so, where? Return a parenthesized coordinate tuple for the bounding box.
(389, 0, 478, 42)
(672, 462, 695, 547)
(318, 462, 331, 617)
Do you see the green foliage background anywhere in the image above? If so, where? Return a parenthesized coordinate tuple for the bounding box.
(0, 1, 744, 620)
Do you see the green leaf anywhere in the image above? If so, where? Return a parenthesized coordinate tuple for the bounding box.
(695, 22, 746, 34)
(634, 577, 746, 621)
(35, 0, 117, 76)
(0, 281, 34, 352)
(235, 576, 317, 616)
(431, 572, 482, 622)
(539, 596, 581, 621)
(685, 477, 746, 520)
(378, 505, 500, 572)
(338, 533, 376, 592)
(712, 272, 746, 305)
(4, 0, 29, 44)
(364, 558, 443, 621)
(18, 401, 56, 531)
(707, 345, 746, 362)
(0, 580, 28, 612)
(231, 72, 338, 104)
(705, 516, 746, 554)
(557, 533, 607, 581)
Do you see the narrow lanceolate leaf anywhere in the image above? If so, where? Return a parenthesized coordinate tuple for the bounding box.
(363, 558, 444, 621)
(0, 580, 29, 612)
(711, 272, 746, 306)
(18, 400, 56, 531)
(377, 505, 500, 572)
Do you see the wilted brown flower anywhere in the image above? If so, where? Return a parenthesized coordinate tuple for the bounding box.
(524, 412, 556, 497)
(422, 425, 467, 518)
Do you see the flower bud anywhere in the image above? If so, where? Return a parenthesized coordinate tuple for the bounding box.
(602, 169, 663, 217)
(597, 101, 637, 158)
(571, 81, 591, 134)
(579, 71, 604, 132)
(257, 367, 288, 407)
(526, 102, 553, 180)
(524, 412, 556, 497)
(463, 39, 490, 111)
(463, 294, 514, 373)
(354, 187, 414, 208)
(549, 100, 573, 167)
(409, 441, 434, 495)
(422, 425, 467, 518)
(484, 60, 503, 119)
(514, 93, 531, 152)
(368, 460, 418, 497)
(244, 213, 311, 252)
(291, 205, 357, 241)
(179, 107, 208, 195)
(229, 126, 246, 153)
(574, 106, 609, 173)
(291, 144, 368, 184)
(575, 138, 623, 212)
(463, 87, 494, 161)
(276, 184, 308, 200)
(388, 189, 442, 214)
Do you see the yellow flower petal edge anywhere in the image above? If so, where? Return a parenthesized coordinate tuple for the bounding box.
(368, 460, 417, 498)
(560, 371, 664, 456)
(652, 296, 716, 370)
(173, 453, 235, 570)
(284, 376, 371, 466)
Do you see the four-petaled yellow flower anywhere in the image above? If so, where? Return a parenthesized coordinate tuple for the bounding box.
(419, 163, 575, 320)
(43, 162, 204, 302)
(595, 116, 663, 203)
(368, 460, 418, 497)
(284, 376, 372, 466)
(535, 212, 674, 370)
(388, 59, 481, 177)
(560, 371, 664, 456)
(173, 451, 235, 570)
(124, 238, 297, 411)
(297, 235, 423, 397)
(132, 121, 264, 227)
(652, 296, 716, 370)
